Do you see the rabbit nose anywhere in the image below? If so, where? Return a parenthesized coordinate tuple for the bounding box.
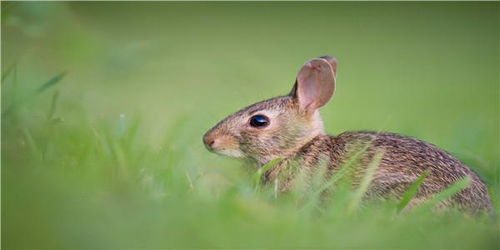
(203, 134, 216, 150)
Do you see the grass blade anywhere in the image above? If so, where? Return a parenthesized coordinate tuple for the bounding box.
(2, 71, 67, 119)
(417, 175, 472, 212)
(348, 149, 384, 212)
(1, 63, 17, 84)
(36, 71, 67, 93)
(309, 141, 373, 198)
(253, 158, 283, 191)
(397, 169, 431, 212)
(22, 128, 41, 161)
(46, 91, 60, 120)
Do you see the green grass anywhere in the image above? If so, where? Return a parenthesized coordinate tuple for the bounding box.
(2, 2, 499, 249)
(397, 169, 431, 212)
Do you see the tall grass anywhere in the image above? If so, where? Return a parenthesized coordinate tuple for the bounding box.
(2, 71, 498, 249)
(2, 2, 499, 249)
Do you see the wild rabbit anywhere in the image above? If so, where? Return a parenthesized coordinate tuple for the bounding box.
(203, 56, 492, 213)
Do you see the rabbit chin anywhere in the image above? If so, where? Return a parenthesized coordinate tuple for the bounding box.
(214, 148, 245, 158)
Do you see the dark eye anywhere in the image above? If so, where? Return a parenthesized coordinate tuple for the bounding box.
(249, 115, 270, 128)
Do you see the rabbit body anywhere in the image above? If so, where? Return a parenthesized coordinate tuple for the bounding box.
(203, 56, 493, 213)
(264, 131, 492, 213)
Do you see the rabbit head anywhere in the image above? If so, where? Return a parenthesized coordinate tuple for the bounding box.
(203, 56, 337, 164)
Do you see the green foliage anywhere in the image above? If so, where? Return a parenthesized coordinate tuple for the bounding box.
(347, 149, 384, 213)
(2, 2, 499, 249)
(2, 71, 66, 118)
(416, 176, 473, 213)
(252, 157, 282, 192)
(2, 71, 498, 248)
(397, 169, 431, 212)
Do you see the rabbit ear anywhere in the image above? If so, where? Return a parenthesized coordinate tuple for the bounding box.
(290, 56, 337, 112)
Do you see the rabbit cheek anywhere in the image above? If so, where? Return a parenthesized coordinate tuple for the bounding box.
(238, 132, 265, 159)
(238, 128, 281, 162)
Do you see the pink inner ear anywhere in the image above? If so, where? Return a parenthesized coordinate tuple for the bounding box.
(295, 58, 336, 112)
(319, 56, 338, 75)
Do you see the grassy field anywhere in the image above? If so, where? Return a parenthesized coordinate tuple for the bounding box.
(2, 2, 499, 249)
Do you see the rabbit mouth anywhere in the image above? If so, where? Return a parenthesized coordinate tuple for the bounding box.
(213, 148, 245, 158)
(203, 132, 244, 158)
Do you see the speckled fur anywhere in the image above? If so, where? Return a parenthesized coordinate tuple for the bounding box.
(264, 131, 492, 213)
(203, 57, 493, 214)
(204, 96, 325, 164)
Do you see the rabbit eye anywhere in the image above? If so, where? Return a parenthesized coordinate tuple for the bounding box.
(249, 115, 269, 128)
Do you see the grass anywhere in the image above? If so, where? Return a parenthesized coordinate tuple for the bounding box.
(2, 2, 499, 249)
(2, 69, 498, 249)
(397, 169, 431, 212)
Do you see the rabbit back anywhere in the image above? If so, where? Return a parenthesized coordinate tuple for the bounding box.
(265, 131, 493, 213)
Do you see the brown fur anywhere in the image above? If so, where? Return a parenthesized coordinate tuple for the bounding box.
(264, 132, 492, 213)
(203, 56, 493, 214)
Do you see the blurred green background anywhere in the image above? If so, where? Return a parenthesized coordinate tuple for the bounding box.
(2, 2, 499, 249)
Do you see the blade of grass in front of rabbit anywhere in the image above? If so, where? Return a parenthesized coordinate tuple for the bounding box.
(397, 169, 432, 212)
(348, 149, 385, 213)
(415, 175, 472, 212)
(253, 158, 283, 192)
(300, 155, 330, 213)
(299, 141, 375, 214)
(309, 140, 375, 200)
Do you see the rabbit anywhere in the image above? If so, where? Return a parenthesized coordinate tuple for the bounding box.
(203, 56, 493, 213)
